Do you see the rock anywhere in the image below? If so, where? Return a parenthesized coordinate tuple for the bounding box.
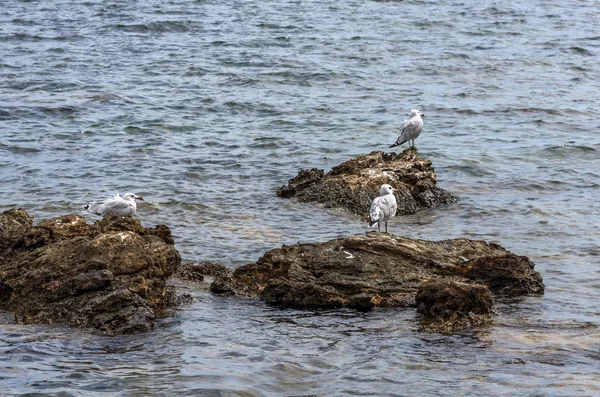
(175, 261, 233, 284)
(0, 208, 34, 252)
(276, 149, 456, 215)
(210, 233, 544, 330)
(416, 279, 494, 333)
(175, 264, 206, 283)
(0, 209, 181, 335)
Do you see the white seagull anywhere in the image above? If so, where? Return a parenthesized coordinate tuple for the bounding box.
(389, 109, 425, 149)
(368, 184, 398, 233)
(84, 192, 144, 217)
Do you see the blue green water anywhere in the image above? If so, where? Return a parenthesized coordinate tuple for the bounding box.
(1, 0, 599, 395)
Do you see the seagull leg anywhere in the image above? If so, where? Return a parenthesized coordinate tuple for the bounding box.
(377, 222, 381, 232)
(385, 222, 388, 233)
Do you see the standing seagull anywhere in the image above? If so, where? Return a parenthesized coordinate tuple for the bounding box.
(369, 184, 398, 233)
(389, 109, 425, 149)
(84, 192, 144, 217)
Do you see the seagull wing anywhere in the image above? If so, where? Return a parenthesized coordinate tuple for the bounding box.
(95, 197, 134, 216)
(369, 196, 383, 226)
(390, 116, 423, 147)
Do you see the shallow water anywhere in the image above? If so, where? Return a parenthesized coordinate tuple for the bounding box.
(1, 0, 600, 395)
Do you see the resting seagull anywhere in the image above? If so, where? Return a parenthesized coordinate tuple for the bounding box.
(368, 184, 398, 233)
(389, 109, 425, 149)
(84, 192, 143, 217)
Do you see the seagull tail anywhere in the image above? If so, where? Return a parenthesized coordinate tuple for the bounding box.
(369, 219, 379, 227)
(389, 140, 405, 148)
(83, 203, 100, 215)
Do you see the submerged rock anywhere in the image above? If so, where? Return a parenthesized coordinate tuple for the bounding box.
(0, 209, 181, 335)
(210, 232, 544, 331)
(175, 261, 232, 283)
(276, 148, 456, 215)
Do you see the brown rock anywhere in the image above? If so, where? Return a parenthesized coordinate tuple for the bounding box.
(276, 149, 456, 215)
(416, 279, 494, 333)
(210, 233, 543, 331)
(0, 209, 181, 335)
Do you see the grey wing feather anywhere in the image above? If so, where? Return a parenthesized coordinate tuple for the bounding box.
(369, 196, 382, 226)
(95, 198, 133, 216)
(390, 117, 423, 147)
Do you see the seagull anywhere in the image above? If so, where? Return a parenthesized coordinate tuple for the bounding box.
(84, 192, 144, 217)
(389, 109, 425, 149)
(368, 184, 398, 233)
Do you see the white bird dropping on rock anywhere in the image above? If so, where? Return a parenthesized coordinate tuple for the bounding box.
(389, 109, 425, 149)
(368, 184, 398, 233)
(84, 192, 144, 217)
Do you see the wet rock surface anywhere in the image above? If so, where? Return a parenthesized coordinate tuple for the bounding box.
(211, 232, 544, 332)
(416, 279, 495, 333)
(276, 149, 457, 215)
(175, 261, 232, 283)
(0, 209, 181, 335)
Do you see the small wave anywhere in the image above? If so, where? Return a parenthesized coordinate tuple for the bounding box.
(223, 101, 280, 116)
(40, 106, 79, 116)
(446, 164, 495, 177)
(493, 107, 565, 116)
(29, 82, 81, 93)
(545, 145, 596, 153)
(257, 23, 298, 30)
(0, 143, 41, 154)
(313, 104, 334, 113)
(88, 92, 124, 103)
(183, 66, 212, 77)
(221, 60, 274, 68)
(124, 126, 151, 134)
(567, 46, 594, 56)
(210, 40, 240, 48)
(248, 141, 282, 149)
(2, 33, 86, 42)
(111, 21, 193, 34)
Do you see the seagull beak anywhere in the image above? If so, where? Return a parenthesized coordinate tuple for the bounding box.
(420, 113, 425, 118)
(393, 189, 399, 193)
(136, 196, 144, 201)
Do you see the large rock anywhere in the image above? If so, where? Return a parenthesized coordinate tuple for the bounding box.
(276, 149, 456, 215)
(0, 209, 181, 335)
(210, 232, 544, 331)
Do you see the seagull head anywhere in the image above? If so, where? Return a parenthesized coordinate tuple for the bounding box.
(123, 192, 144, 201)
(380, 184, 398, 196)
(408, 109, 425, 119)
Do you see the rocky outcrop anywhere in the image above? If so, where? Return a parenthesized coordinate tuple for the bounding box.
(276, 149, 456, 215)
(210, 232, 543, 332)
(416, 279, 495, 333)
(0, 209, 181, 335)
